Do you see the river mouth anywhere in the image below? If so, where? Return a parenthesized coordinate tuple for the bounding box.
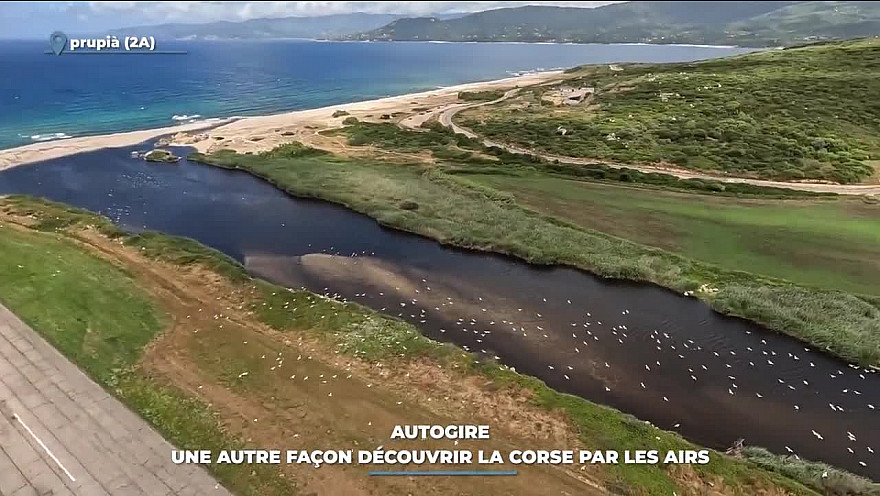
(1, 145, 877, 480)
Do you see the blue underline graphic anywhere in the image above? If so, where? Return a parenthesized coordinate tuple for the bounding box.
(44, 51, 188, 55)
(369, 470, 518, 476)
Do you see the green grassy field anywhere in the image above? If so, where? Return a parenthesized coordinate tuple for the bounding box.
(0, 196, 835, 495)
(0, 214, 295, 496)
(0, 225, 160, 377)
(465, 173, 880, 295)
(460, 38, 880, 183)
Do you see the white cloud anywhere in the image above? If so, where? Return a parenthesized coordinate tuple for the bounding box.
(86, 1, 620, 24)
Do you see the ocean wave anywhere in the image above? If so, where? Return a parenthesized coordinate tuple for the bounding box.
(171, 114, 201, 121)
(30, 132, 72, 142)
(506, 67, 562, 77)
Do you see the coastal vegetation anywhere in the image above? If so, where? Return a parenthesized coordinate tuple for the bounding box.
(189, 135, 880, 366)
(466, 172, 880, 295)
(144, 148, 181, 163)
(458, 89, 505, 102)
(341, 120, 833, 197)
(459, 38, 880, 183)
(0, 195, 838, 495)
(333, 121, 879, 293)
(743, 447, 880, 496)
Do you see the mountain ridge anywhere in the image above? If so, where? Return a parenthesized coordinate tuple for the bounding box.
(352, 1, 880, 47)
(101, 2, 880, 46)
(106, 13, 407, 40)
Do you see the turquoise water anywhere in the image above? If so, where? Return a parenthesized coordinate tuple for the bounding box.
(0, 40, 751, 150)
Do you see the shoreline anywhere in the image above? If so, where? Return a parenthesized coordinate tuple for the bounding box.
(0, 70, 561, 171)
(342, 39, 749, 49)
(189, 151, 880, 369)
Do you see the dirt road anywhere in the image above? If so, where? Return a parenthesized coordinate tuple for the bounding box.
(435, 92, 880, 196)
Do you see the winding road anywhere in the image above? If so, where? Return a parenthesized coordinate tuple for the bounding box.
(423, 88, 880, 197)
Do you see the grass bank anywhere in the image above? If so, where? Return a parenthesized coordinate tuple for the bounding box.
(464, 171, 880, 295)
(188, 142, 880, 366)
(0, 195, 834, 495)
(0, 202, 294, 496)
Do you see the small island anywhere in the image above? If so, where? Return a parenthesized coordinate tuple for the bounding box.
(143, 149, 181, 163)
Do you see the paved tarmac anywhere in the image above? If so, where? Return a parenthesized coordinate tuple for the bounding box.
(0, 304, 230, 496)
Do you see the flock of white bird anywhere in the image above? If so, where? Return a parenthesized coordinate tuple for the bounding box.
(101, 183, 878, 476)
(315, 271, 878, 474)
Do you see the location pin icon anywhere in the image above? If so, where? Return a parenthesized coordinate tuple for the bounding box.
(49, 31, 67, 56)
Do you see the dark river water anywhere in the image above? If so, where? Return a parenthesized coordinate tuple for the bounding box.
(1, 145, 877, 480)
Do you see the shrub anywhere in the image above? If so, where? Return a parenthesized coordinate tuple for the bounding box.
(259, 142, 327, 159)
(742, 447, 879, 496)
(458, 90, 504, 102)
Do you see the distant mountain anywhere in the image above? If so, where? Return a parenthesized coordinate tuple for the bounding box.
(351, 1, 880, 46)
(108, 13, 406, 40)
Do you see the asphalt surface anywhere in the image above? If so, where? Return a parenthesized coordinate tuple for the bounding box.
(0, 304, 230, 496)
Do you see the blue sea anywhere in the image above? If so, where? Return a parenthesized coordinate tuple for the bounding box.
(0, 40, 752, 150)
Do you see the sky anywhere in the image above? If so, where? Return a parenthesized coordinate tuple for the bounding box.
(0, 1, 619, 39)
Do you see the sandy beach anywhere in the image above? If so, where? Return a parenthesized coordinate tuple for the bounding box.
(4, 68, 876, 196)
(0, 71, 561, 171)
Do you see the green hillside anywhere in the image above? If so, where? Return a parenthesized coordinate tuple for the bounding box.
(354, 1, 880, 47)
(460, 38, 880, 183)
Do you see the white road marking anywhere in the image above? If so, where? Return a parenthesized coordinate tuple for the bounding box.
(12, 413, 76, 482)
